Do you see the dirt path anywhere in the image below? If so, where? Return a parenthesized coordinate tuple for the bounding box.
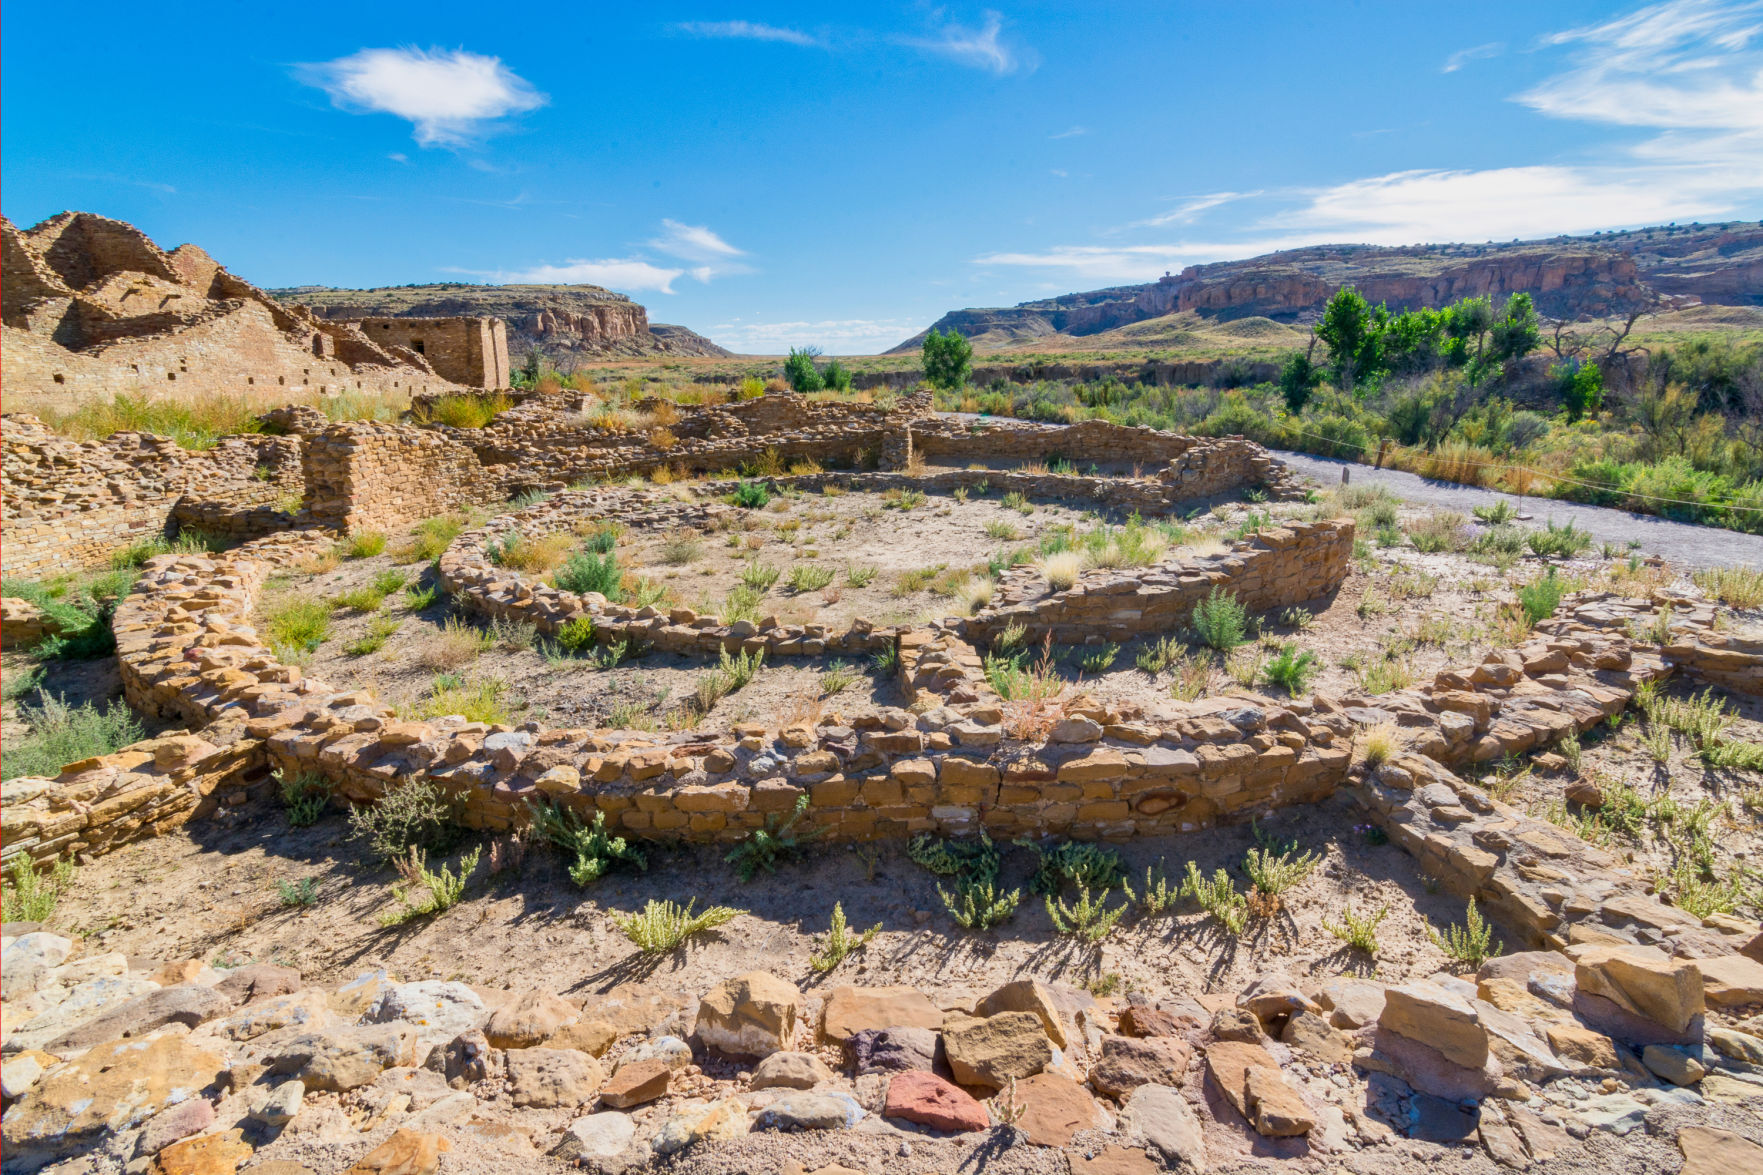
(1266, 448, 1763, 570)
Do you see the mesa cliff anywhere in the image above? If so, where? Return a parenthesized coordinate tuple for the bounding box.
(894, 221, 1763, 352)
(279, 283, 732, 361)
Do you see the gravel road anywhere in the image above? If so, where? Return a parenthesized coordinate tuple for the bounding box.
(1267, 448, 1763, 571)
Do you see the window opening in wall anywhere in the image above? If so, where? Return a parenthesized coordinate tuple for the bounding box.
(53, 373, 64, 384)
(412, 340, 425, 354)
(167, 372, 176, 381)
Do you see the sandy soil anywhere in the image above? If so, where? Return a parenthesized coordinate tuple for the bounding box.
(46, 787, 1461, 1001)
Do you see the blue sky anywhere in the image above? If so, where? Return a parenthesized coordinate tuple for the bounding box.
(5, 2, 1761, 353)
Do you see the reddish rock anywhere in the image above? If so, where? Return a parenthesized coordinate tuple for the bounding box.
(344, 1129, 452, 1175)
(599, 1058, 671, 1108)
(1118, 1006, 1192, 1038)
(883, 1070, 989, 1133)
(1011, 1072, 1106, 1147)
(1088, 1035, 1192, 1098)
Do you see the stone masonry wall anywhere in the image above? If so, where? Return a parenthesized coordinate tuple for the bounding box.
(350, 317, 510, 389)
(1, 414, 305, 576)
(968, 519, 1355, 646)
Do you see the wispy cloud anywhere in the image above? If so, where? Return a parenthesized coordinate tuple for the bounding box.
(903, 11, 1032, 75)
(674, 20, 821, 47)
(1442, 41, 1504, 72)
(973, 242, 1274, 283)
(297, 48, 546, 146)
(461, 220, 750, 294)
(708, 317, 926, 354)
(1050, 125, 1087, 139)
(648, 219, 751, 282)
(483, 258, 687, 294)
(1131, 192, 1258, 228)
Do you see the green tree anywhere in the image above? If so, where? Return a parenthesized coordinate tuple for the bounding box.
(1555, 359, 1603, 422)
(1490, 292, 1541, 363)
(822, 358, 853, 392)
(783, 347, 825, 393)
(1278, 350, 1322, 413)
(1314, 288, 1388, 398)
(922, 327, 974, 391)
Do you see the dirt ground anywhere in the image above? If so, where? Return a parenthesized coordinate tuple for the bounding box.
(45, 786, 1461, 1002)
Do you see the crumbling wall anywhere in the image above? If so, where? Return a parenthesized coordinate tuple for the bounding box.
(301, 421, 487, 534)
(0, 415, 304, 576)
(349, 317, 509, 389)
(967, 520, 1355, 645)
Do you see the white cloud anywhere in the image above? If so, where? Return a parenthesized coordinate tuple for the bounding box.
(1442, 42, 1504, 72)
(674, 20, 821, 47)
(979, 1, 1763, 285)
(499, 259, 686, 294)
(1131, 191, 1259, 228)
(709, 317, 925, 354)
(299, 48, 546, 146)
(1050, 125, 1088, 139)
(649, 219, 745, 260)
(905, 11, 1031, 75)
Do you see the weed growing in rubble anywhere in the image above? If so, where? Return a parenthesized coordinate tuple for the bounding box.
(1, 856, 76, 924)
(556, 550, 624, 600)
(404, 584, 440, 611)
(788, 563, 836, 593)
(1046, 884, 1130, 943)
(344, 615, 401, 656)
(845, 564, 877, 588)
(1694, 565, 1763, 611)
(1358, 722, 1399, 768)
(1243, 821, 1321, 898)
(1192, 587, 1247, 651)
(1124, 863, 1182, 916)
(943, 878, 1023, 930)
(819, 660, 860, 696)
(344, 531, 388, 559)
(1075, 643, 1120, 674)
(277, 771, 331, 827)
(1428, 899, 1502, 968)
(266, 598, 331, 650)
(810, 902, 882, 972)
(1527, 518, 1593, 559)
(985, 519, 1023, 541)
(1260, 643, 1320, 694)
(1182, 862, 1247, 935)
(1023, 839, 1126, 896)
(732, 480, 771, 509)
(277, 877, 319, 908)
(727, 794, 823, 881)
(1323, 902, 1388, 954)
(381, 846, 479, 924)
(2, 696, 143, 783)
(614, 899, 744, 954)
(528, 802, 647, 885)
(349, 777, 462, 864)
(1135, 634, 1183, 674)
(1040, 551, 1083, 590)
(741, 559, 782, 592)
(1518, 568, 1565, 627)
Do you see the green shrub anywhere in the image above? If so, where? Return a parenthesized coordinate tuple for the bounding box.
(406, 514, 469, 562)
(380, 846, 480, 925)
(810, 902, 880, 972)
(740, 559, 781, 591)
(555, 551, 623, 599)
(555, 616, 596, 652)
(732, 481, 771, 509)
(1527, 518, 1592, 558)
(1192, 588, 1247, 651)
(1, 856, 76, 923)
(277, 877, 319, 908)
(420, 394, 510, 429)
(278, 771, 331, 826)
(726, 794, 822, 881)
(1182, 861, 1247, 935)
(347, 777, 461, 864)
(266, 598, 332, 649)
(1023, 839, 1125, 895)
(1045, 884, 1130, 943)
(614, 898, 744, 953)
(909, 832, 1001, 883)
(2, 696, 143, 782)
(941, 877, 1022, 929)
(784, 347, 826, 393)
(1323, 902, 1388, 953)
(1518, 568, 1564, 627)
(1428, 899, 1503, 968)
(1260, 643, 1320, 694)
(528, 801, 647, 885)
(345, 531, 388, 559)
(787, 564, 835, 592)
